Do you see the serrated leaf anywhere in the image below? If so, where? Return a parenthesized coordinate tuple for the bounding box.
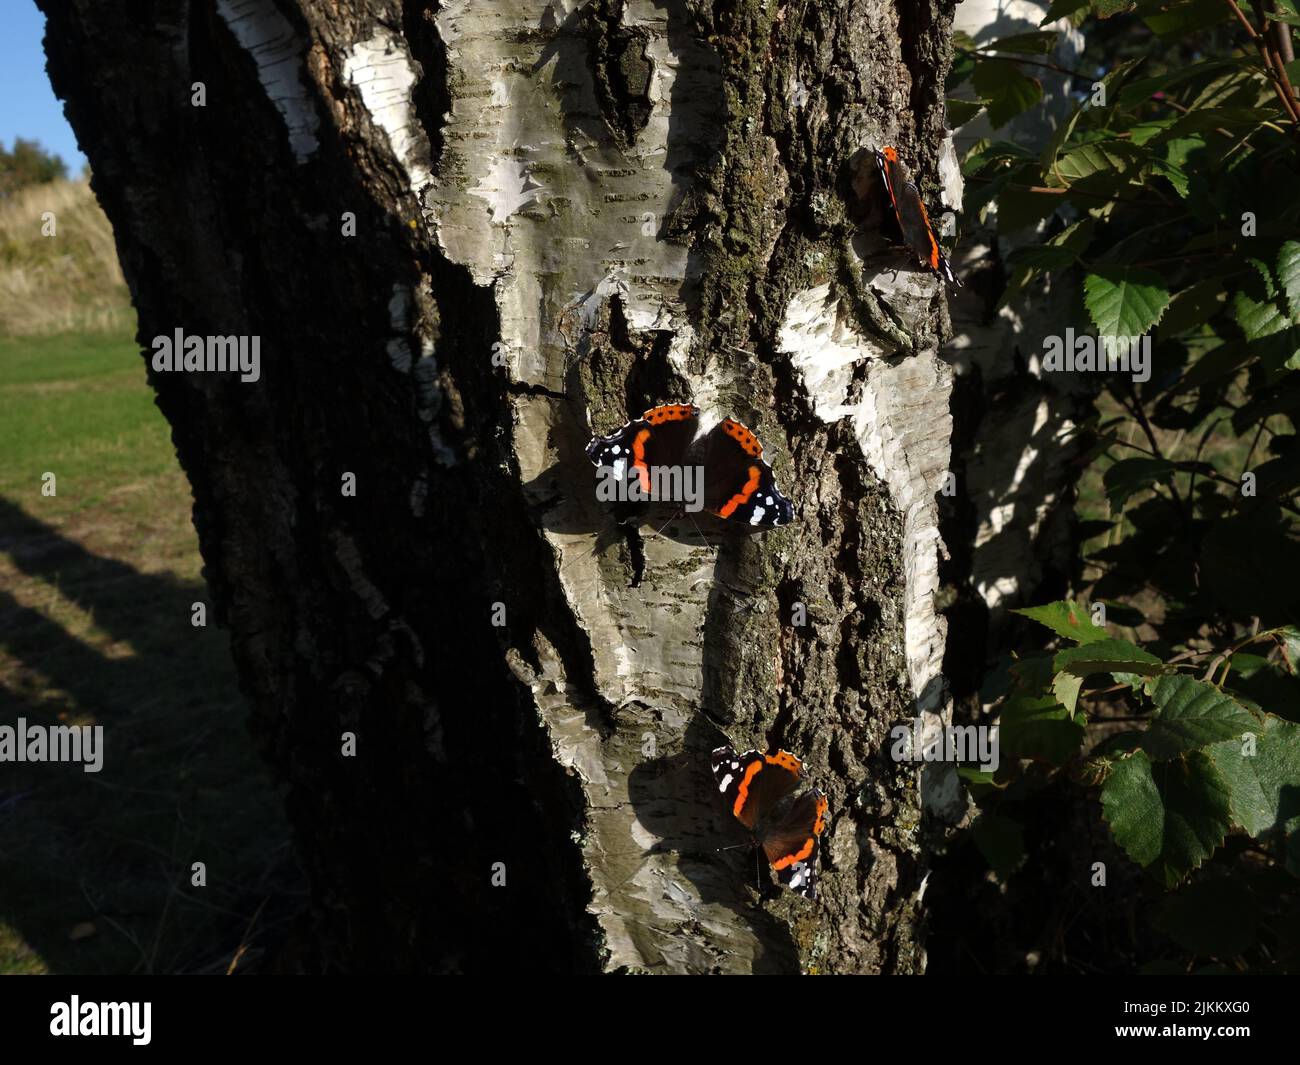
(1084, 268, 1171, 339)
(1158, 279, 1227, 339)
(1115, 60, 1239, 110)
(985, 31, 1060, 54)
(1207, 714, 1300, 837)
(1053, 671, 1085, 714)
(1281, 627, 1300, 674)
(1002, 694, 1087, 762)
(1103, 457, 1176, 508)
(1159, 107, 1277, 140)
(1232, 289, 1284, 340)
(1040, 0, 1091, 24)
(1142, 674, 1257, 760)
(972, 59, 1044, 129)
(1054, 140, 1148, 187)
(947, 98, 988, 126)
(1277, 241, 1300, 324)
(1172, 341, 1250, 394)
(1054, 638, 1165, 683)
(1013, 599, 1109, 644)
(1009, 652, 1057, 696)
(1005, 244, 1080, 271)
(1143, 0, 1229, 35)
(1102, 750, 1232, 887)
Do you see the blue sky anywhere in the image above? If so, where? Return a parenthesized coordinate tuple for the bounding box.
(0, 2, 87, 172)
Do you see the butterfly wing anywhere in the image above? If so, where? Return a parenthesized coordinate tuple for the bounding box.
(758, 788, 829, 900)
(586, 403, 700, 500)
(701, 419, 794, 527)
(711, 746, 802, 831)
(874, 146, 961, 288)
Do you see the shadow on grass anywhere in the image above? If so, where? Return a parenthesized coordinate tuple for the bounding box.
(0, 496, 301, 974)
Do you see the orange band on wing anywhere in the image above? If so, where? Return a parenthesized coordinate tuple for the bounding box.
(772, 796, 828, 871)
(917, 199, 940, 269)
(733, 759, 764, 819)
(717, 465, 761, 518)
(765, 751, 802, 773)
(631, 428, 652, 493)
(773, 837, 815, 870)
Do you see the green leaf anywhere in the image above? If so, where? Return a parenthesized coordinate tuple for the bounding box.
(1234, 289, 1288, 341)
(1116, 59, 1239, 110)
(947, 98, 987, 126)
(1084, 267, 1171, 339)
(1278, 240, 1300, 324)
(1004, 244, 1080, 272)
(1001, 694, 1088, 762)
(1233, 258, 1300, 368)
(1103, 457, 1176, 508)
(973, 813, 1027, 877)
(1161, 107, 1277, 140)
(995, 186, 1063, 234)
(1092, 0, 1139, 16)
(1142, 0, 1229, 35)
(1040, 0, 1091, 23)
(1054, 638, 1165, 684)
(972, 59, 1044, 129)
(1142, 675, 1258, 760)
(984, 31, 1060, 54)
(1009, 652, 1056, 696)
(1267, 11, 1300, 26)
(1013, 599, 1109, 644)
(1208, 714, 1300, 838)
(1053, 671, 1086, 715)
(1054, 140, 1148, 186)
(1153, 879, 1259, 956)
(1157, 279, 1227, 339)
(1172, 341, 1251, 394)
(1101, 750, 1232, 887)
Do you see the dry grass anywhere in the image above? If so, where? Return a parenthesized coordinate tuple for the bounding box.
(0, 178, 133, 336)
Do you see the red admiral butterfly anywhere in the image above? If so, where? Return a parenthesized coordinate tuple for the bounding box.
(873, 145, 961, 287)
(711, 745, 828, 899)
(586, 404, 795, 527)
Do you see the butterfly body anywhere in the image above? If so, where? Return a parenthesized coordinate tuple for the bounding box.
(873, 145, 961, 287)
(711, 745, 828, 898)
(586, 404, 794, 528)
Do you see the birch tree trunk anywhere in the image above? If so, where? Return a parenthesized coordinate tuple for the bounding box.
(40, 0, 961, 973)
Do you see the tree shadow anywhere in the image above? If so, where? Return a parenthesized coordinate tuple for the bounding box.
(0, 496, 298, 974)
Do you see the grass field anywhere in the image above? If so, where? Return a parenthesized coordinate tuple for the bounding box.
(0, 329, 297, 974)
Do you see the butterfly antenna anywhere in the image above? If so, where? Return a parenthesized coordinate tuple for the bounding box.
(684, 510, 715, 554)
(642, 508, 685, 546)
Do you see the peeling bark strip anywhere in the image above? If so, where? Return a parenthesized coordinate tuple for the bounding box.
(41, 0, 960, 972)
